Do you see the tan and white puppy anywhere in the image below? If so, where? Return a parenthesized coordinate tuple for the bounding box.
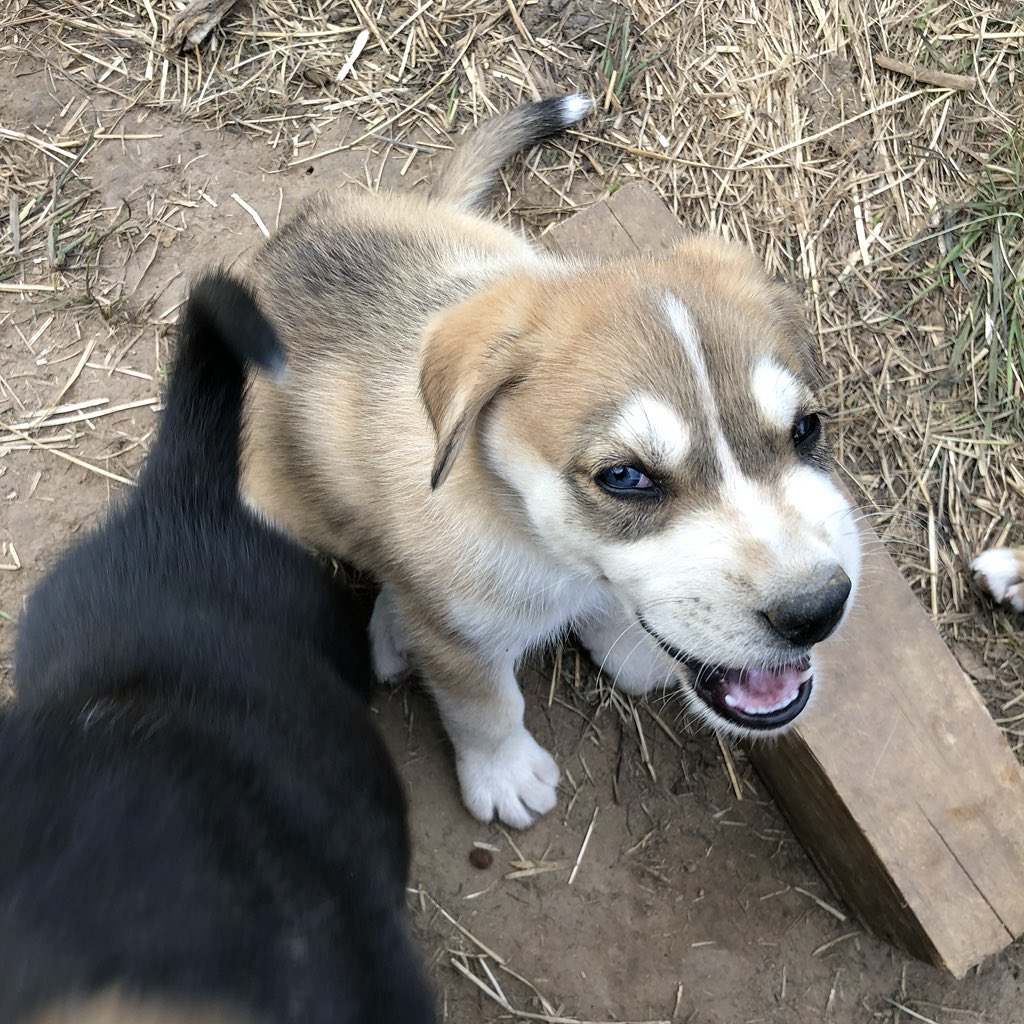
(972, 548, 1024, 612)
(241, 96, 862, 829)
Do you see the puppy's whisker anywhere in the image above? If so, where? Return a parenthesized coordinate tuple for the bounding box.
(848, 510, 930, 530)
(595, 623, 647, 675)
(604, 634, 657, 685)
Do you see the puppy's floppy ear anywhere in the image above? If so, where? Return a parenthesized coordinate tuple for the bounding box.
(420, 275, 538, 489)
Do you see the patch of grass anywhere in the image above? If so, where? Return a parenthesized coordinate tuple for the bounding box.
(899, 132, 1024, 432)
(598, 10, 659, 106)
(1, 129, 138, 298)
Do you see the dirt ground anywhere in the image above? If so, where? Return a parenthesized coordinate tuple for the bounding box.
(2, 13, 1024, 1024)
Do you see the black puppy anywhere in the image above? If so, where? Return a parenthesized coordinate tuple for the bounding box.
(1, 273, 435, 1024)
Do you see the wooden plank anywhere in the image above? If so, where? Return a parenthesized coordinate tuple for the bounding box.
(544, 182, 1024, 978)
(544, 182, 683, 258)
(757, 541, 1024, 975)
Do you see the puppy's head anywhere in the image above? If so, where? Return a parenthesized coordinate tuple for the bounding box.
(420, 238, 861, 736)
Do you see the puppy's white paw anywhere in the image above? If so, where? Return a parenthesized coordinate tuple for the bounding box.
(577, 609, 681, 695)
(971, 548, 1024, 611)
(456, 728, 560, 829)
(369, 587, 412, 684)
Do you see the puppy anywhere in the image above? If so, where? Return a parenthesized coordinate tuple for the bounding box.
(2, 274, 435, 1024)
(240, 95, 863, 829)
(971, 547, 1024, 612)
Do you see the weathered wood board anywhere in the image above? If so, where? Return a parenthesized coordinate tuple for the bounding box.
(544, 182, 1024, 978)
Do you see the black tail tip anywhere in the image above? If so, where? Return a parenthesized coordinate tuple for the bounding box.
(529, 94, 593, 137)
(183, 270, 285, 378)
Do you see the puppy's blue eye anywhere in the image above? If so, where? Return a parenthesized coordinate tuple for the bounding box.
(596, 465, 655, 493)
(792, 413, 821, 449)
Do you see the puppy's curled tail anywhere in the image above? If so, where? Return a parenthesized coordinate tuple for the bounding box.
(140, 270, 284, 508)
(428, 94, 592, 213)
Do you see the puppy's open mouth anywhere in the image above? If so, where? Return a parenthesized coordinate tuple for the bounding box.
(638, 618, 812, 730)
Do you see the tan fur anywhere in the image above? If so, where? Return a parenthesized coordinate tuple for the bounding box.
(420, 274, 543, 487)
(241, 188, 548, 553)
(238, 100, 861, 828)
(20, 989, 260, 1024)
(428, 95, 588, 212)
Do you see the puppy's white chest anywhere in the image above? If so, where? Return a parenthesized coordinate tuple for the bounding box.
(448, 567, 602, 660)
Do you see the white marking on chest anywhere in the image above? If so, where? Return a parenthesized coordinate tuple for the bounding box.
(614, 394, 690, 464)
(752, 358, 801, 429)
(447, 560, 603, 657)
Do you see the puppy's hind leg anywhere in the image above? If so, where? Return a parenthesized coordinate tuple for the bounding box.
(576, 599, 682, 696)
(405, 607, 559, 829)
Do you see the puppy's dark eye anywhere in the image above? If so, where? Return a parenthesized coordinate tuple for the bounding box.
(596, 465, 656, 494)
(791, 413, 821, 450)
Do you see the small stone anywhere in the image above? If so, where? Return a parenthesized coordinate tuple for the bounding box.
(469, 846, 493, 870)
(302, 66, 332, 87)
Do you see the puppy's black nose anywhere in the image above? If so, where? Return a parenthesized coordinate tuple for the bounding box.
(765, 568, 852, 647)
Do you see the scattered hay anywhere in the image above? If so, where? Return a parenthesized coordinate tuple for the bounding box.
(0, 125, 134, 296)
(422, 887, 675, 1023)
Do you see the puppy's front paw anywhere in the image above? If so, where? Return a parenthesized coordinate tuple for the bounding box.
(456, 729, 560, 829)
(971, 548, 1024, 612)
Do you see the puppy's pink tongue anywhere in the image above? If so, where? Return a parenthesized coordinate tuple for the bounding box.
(720, 664, 811, 716)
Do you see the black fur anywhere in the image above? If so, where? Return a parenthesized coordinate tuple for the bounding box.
(1, 272, 435, 1024)
(520, 95, 589, 139)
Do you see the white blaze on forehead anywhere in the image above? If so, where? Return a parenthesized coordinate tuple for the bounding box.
(614, 394, 690, 464)
(752, 358, 802, 429)
(664, 295, 716, 417)
(723, 466, 784, 548)
(662, 294, 809, 555)
(663, 293, 742, 481)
